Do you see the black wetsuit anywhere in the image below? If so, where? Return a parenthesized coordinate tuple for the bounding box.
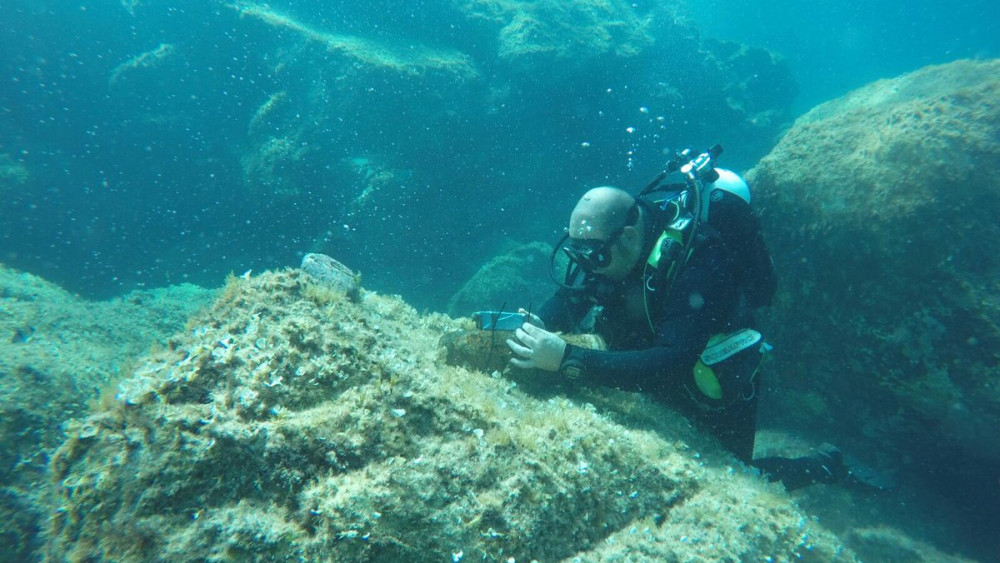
(539, 191, 839, 489)
(541, 192, 768, 456)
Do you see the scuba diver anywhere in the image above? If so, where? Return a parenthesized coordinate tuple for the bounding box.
(505, 145, 865, 490)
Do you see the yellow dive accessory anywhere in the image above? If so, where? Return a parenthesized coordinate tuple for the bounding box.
(692, 329, 765, 401)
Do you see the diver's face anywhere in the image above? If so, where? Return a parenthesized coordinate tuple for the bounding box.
(563, 229, 622, 273)
(566, 200, 642, 280)
(564, 224, 637, 281)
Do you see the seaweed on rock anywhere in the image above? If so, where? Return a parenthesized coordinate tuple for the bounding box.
(46, 269, 853, 561)
(0, 264, 216, 562)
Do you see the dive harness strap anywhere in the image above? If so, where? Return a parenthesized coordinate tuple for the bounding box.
(641, 208, 715, 334)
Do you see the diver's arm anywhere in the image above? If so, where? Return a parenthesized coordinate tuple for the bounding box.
(564, 337, 700, 393)
(536, 287, 593, 333)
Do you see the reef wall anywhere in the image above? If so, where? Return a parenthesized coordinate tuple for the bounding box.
(232, 0, 796, 304)
(746, 58, 1000, 554)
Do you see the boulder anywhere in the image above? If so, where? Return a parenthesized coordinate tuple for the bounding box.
(446, 241, 555, 318)
(0, 264, 215, 561)
(746, 58, 1000, 530)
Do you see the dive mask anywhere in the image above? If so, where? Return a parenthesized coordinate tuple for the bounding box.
(561, 229, 622, 272)
(560, 202, 638, 272)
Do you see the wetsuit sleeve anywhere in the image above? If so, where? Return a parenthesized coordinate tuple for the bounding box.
(536, 287, 594, 333)
(564, 243, 739, 395)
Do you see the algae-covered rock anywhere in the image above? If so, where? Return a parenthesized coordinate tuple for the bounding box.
(446, 241, 555, 318)
(0, 264, 216, 561)
(233, 2, 479, 203)
(0, 153, 29, 193)
(230, 2, 478, 79)
(844, 527, 976, 563)
(459, 0, 655, 64)
(46, 269, 854, 561)
(745, 58, 1000, 547)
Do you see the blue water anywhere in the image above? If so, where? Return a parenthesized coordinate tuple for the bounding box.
(688, 0, 1000, 112)
(1, 1, 999, 560)
(3, 1, 997, 306)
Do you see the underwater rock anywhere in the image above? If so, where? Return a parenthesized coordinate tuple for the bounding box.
(234, 1, 478, 203)
(844, 526, 976, 563)
(46, 269, 854, 561)
(461, 0, 655, 64)
(240, 134, 312, 199)
(228, 0, 795, 309)
(300, 253, 361, 301)
(440, 325, 520, 374)
(746, 57, 1000, 498)
(108, 42, 176, 86)
(0, 264, 216, 562)
(229, 2, 477, 79)
(446, 241, 556, 318)
(341, 155, 415, 217)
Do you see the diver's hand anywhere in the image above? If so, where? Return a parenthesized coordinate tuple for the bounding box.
(506, 323, 566, 372)
(517, 308, 545, 329)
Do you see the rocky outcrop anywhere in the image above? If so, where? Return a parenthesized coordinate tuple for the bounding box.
(0, 265, 215, 561)
(445, 241, 554, 318)
(459, 0, 655, 64)
(746, 58, 1000, 554)
(46, 269, 853, 561)
(235, 0, 795, 309)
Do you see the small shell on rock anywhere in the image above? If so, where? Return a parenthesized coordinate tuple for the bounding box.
(300, 253, 361, 300)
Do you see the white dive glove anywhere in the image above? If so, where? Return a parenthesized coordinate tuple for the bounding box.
(506, 322, 567, 372)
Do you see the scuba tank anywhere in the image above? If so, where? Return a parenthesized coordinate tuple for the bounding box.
(638, 144, 735, 296)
